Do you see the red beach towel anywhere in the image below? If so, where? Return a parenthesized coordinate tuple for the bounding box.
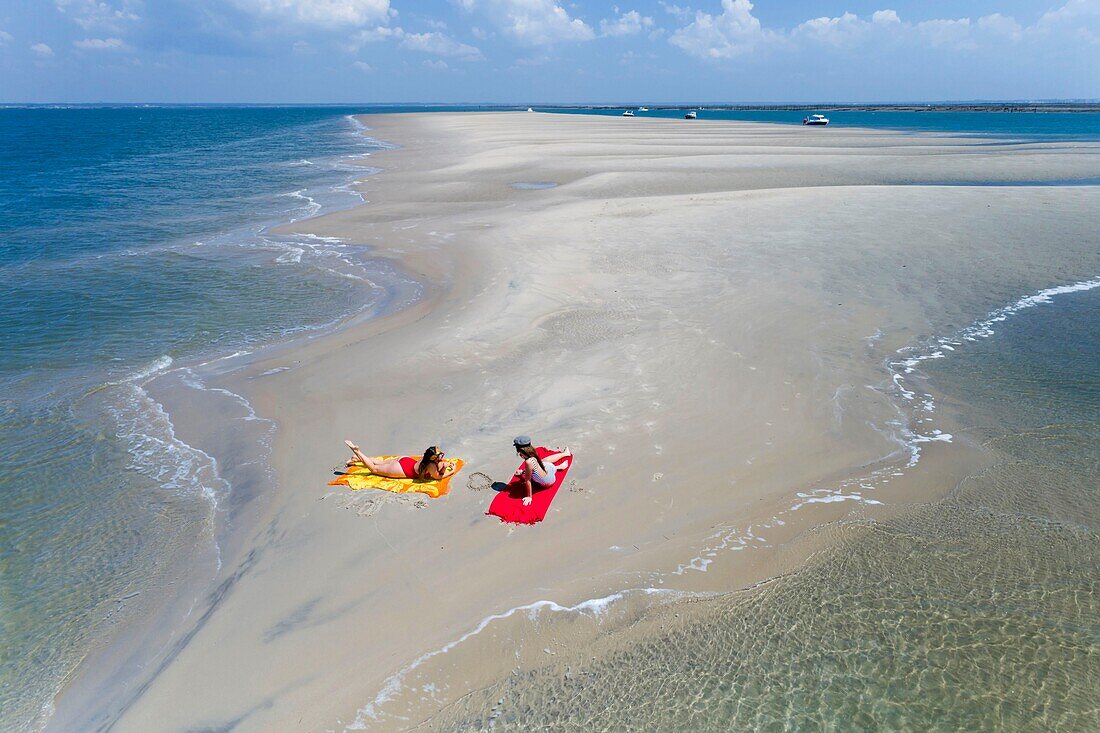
(487, 447, 573, 524)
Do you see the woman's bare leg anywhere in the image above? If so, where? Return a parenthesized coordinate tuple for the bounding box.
(344, 442, 412, 477)
(344, 440, 370, 466)
(353, 456, 408, 478)
(543, 448, 572, 465)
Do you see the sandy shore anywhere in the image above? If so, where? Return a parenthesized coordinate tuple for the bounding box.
(47, 113, 1100, 731)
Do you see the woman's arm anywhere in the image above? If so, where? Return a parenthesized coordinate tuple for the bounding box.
(520, 460, 534, 504)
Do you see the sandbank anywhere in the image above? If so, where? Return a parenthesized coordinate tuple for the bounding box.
(46, 112, 1100, 731)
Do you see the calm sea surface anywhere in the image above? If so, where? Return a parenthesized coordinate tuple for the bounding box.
(547, 106, 1100, 140)
(1, 106, 1098, 732)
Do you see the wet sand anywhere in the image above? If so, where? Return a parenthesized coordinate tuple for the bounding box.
(46, 113, 1100, 731)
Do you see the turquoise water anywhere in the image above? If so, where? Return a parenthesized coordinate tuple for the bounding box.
(2, 106, 1099, 732)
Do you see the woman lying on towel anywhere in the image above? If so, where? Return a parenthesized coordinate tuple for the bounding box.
(344, 441, 455, 481)
(513, 435, 572, 506)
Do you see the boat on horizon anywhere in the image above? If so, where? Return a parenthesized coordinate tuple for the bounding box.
(685, 110, 697, 119)
(803, 114, 829, 126)
(638, 107, 649, 112)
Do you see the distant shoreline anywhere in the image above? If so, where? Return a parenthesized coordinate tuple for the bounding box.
(4, 102, 1100, 113)
(561, 103, 1100, 113)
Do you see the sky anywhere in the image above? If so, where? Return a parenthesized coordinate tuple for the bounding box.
(1, 0, 1098, 103)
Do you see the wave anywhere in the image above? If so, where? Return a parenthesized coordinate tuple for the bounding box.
(344, 587, 704, 730)
(104, 357, 229, 573)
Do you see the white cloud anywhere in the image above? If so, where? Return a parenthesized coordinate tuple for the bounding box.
(669, 0, 771, 59)
(1035, 0, 1100, 44)
(458, 0, 594, 45)
(423, 58, 449, 70)
(915, 17, 972, 48)
(0, 29, 12, 44)
(352, 59, 372, 71)
(871, 9, 899, 25)
(659, 2, 692, 21)
(792, 7, 902, 46)
(31, 42, 55, 57)
(1038, 0, 1100, 26)
(670, 3, 1100, 62)
(400, 31, 482, 59)
(230, 0, 391, 29)
(74, 37, 129, 50)
(976, 13, 1022, 41)
(54, 0, 140, 33)
(513, 53, 552, 66)
(348, 24, 402, 49)
(794, 12, 867, 46)
(600, 9, 654, 37)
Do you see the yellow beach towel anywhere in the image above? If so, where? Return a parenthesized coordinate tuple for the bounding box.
(329, 456, 464, 499)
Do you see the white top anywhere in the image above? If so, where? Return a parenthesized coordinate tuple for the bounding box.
(527, 457, 557, 486)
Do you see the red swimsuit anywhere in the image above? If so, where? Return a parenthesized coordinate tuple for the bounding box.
(398, 456, 419, 478)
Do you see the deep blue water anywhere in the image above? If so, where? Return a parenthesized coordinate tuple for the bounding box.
(1, 104, 1099, 732)
(540, 106, 1100, 140)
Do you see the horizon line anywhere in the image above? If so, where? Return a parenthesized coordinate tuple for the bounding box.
(4, 99, 1100, 108)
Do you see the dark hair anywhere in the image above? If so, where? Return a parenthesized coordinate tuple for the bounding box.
(418, 446, 443, 480)
(516, 444, 546, 474)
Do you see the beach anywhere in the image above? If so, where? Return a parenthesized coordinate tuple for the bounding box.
(44, 112, 1100, 731)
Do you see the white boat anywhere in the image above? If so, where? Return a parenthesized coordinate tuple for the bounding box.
(684, 110, 697, 119)
(803, 114, 829, 126)
(527, 107, 534, 112)
(622, 110, 635, 117)
(638, 107, 649, 112)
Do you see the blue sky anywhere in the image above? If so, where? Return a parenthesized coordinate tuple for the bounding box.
(1, 0, 1098, 103)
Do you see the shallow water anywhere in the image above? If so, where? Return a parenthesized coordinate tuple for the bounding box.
(423, 286, 1099, 731)
(0, 107, 403, 731)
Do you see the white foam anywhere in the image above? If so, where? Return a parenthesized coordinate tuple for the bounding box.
(882, 275, 1100, 470)
(114, 355, 174, 385)
(275, 246, 304, 264)
(962, 276, 1100, 341)
(284, 189, 322, 221)
(106, 375, 228, 573)
(178, 369, 275, 426)
(344, 588, 693, 730)
(256, 366, 292, 377)
(672, 521, 781, 575)
(345, 115, 400, 150)
(791, 491, 884, 511)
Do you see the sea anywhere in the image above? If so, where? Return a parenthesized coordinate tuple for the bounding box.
(0, 105, 1098, 732)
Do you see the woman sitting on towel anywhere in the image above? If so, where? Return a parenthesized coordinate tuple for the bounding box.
(344, 441, 455, 481)
(513, 435, 572, 506)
